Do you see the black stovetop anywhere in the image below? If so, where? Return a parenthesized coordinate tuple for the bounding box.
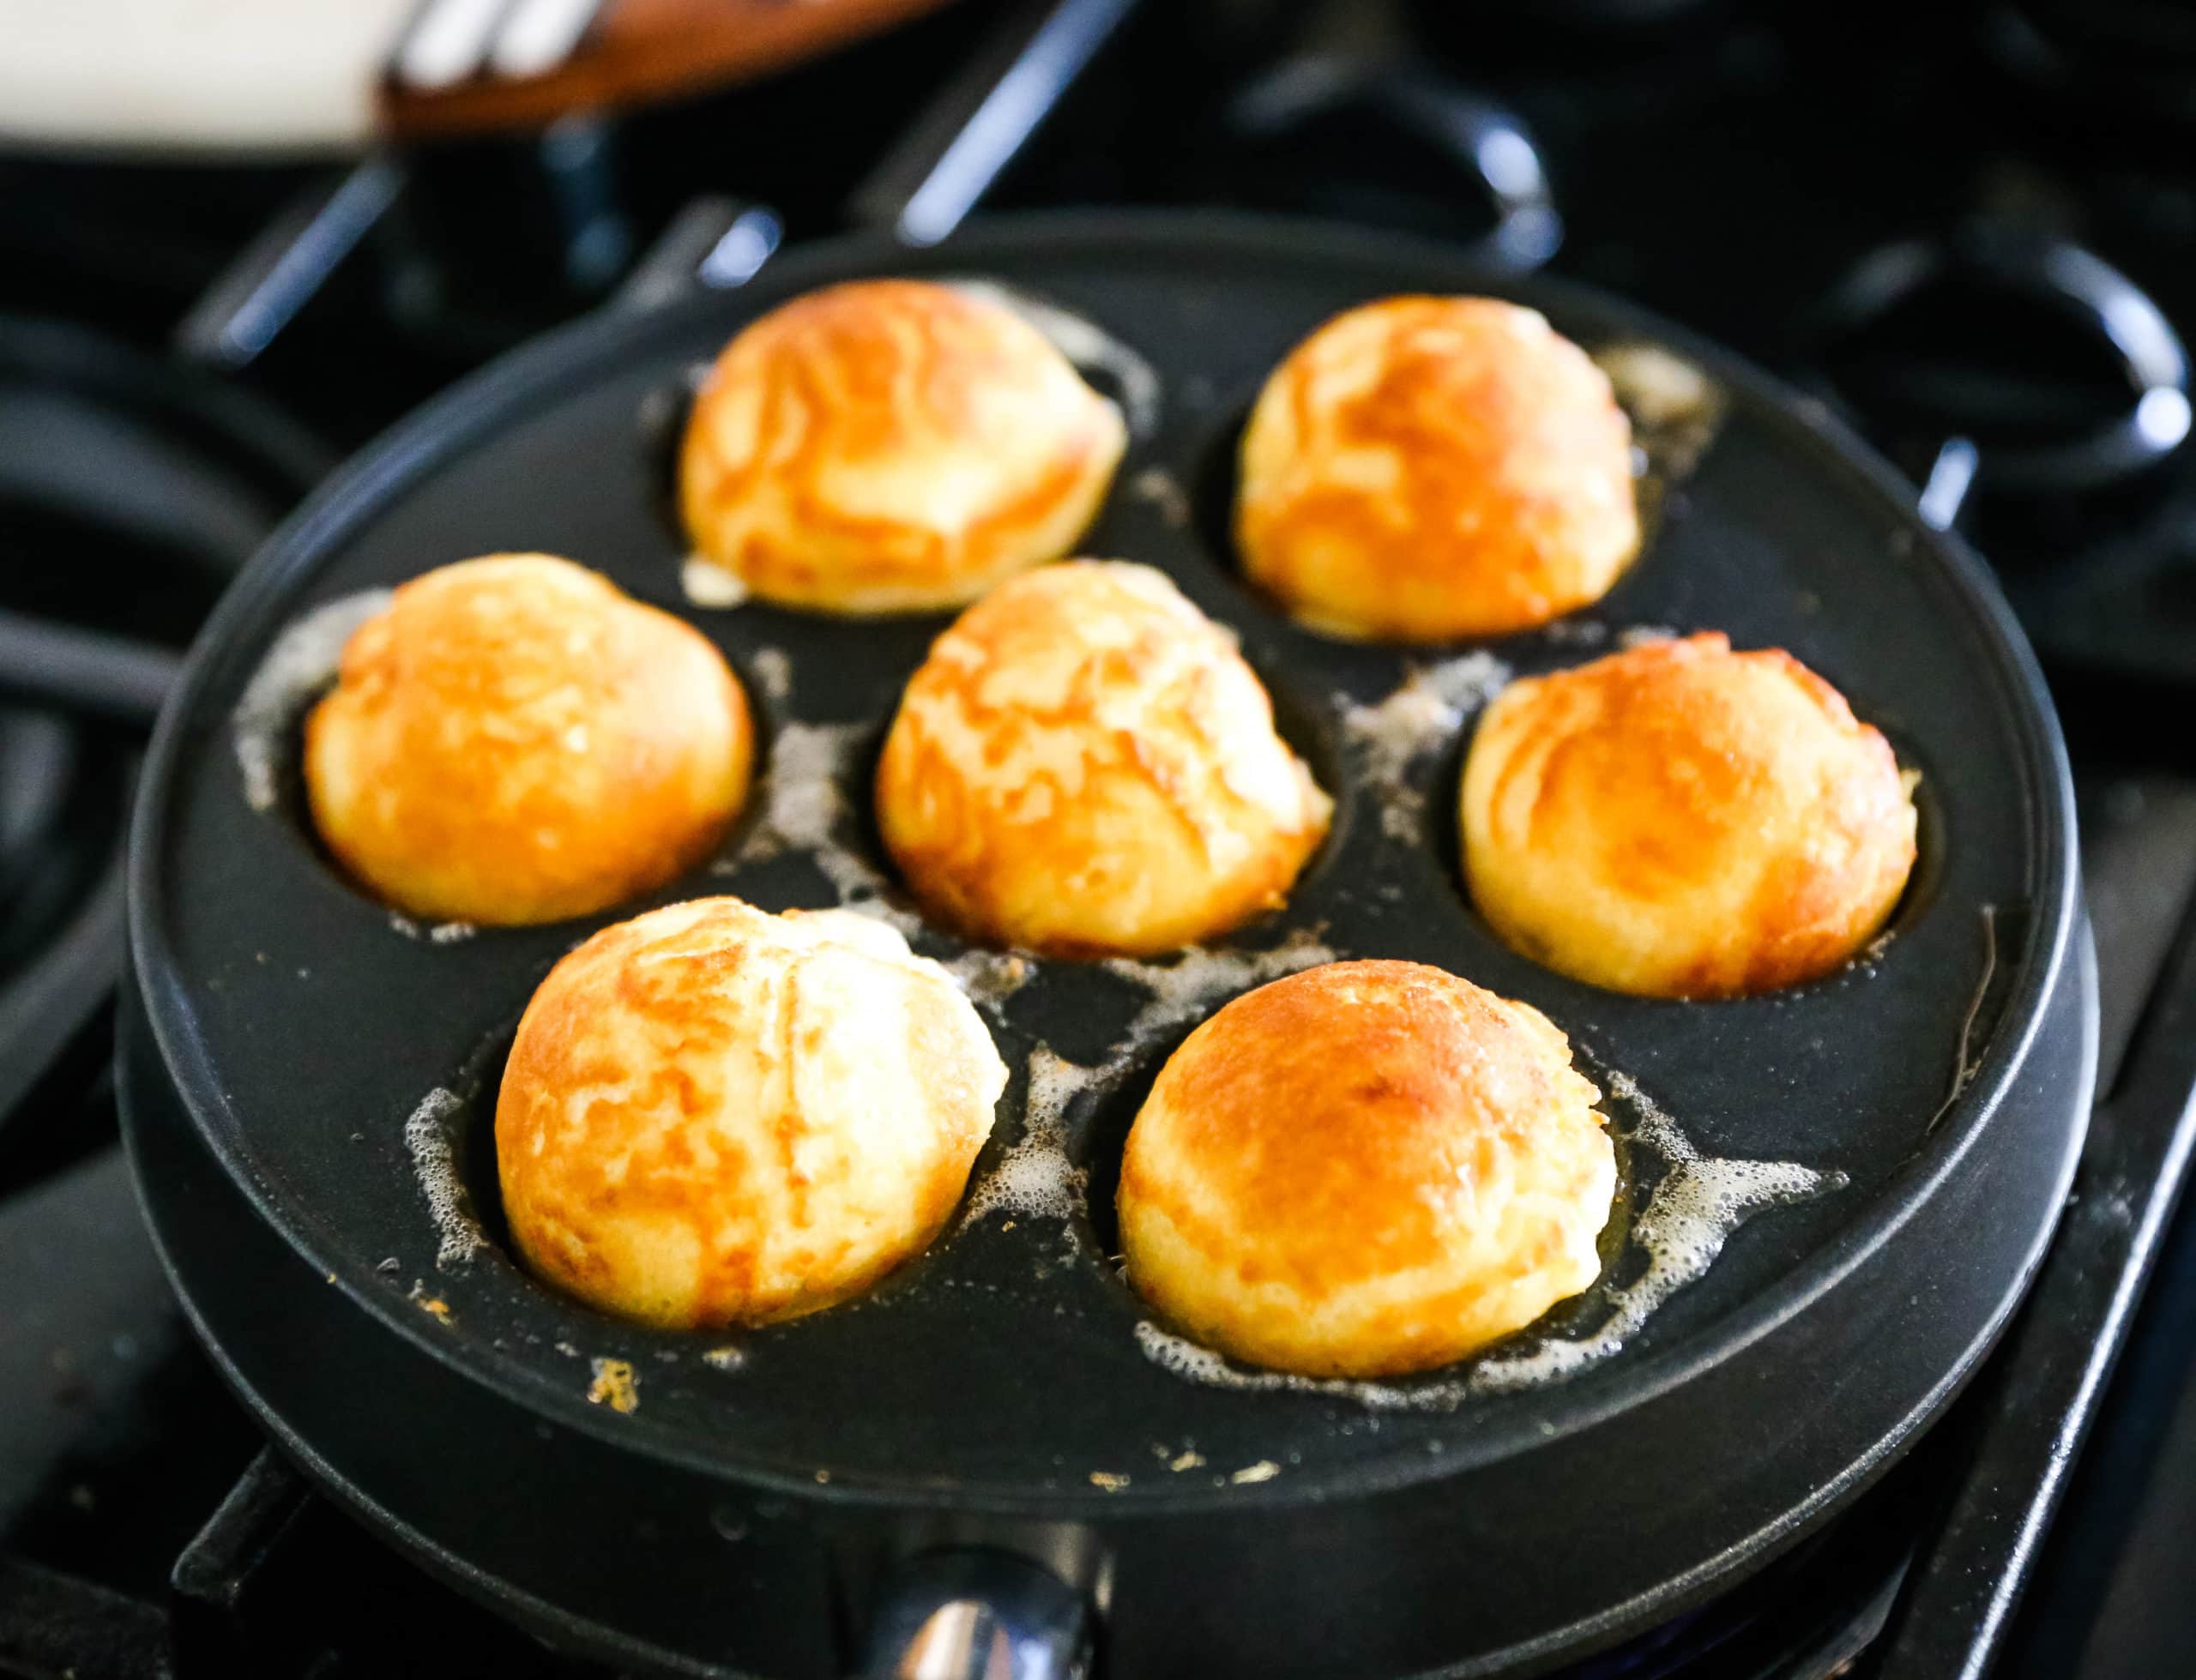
(5, 2, 2196, 1676)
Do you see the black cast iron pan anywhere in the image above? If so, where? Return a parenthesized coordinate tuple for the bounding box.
(121, 212, 2096, 1678)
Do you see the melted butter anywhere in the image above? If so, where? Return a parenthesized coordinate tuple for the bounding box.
(1594, 342, 1727, 485)
(1126, 465, 1192, 528)
(1342, 653, 1511, 842)
(402, 1087, 486, 1269)
(1593, 341, 1728, 543)
(941, 948, 1035, 1006)
(711, 720, 1039, 1005)
(749, 645, 793, 705)
(1470, 1070, 1842, 1392)
(679, 555, 748, 609)
(1104, 927, 1336, 1042)
(718, 720, 908, 920)
(962, 932, 1342, 1227)
(232, 588, 392, 812)
(1137, 1066, 1841, 1411)
(964, 1047, 1103, 1224)
(388, 913, 478, 945)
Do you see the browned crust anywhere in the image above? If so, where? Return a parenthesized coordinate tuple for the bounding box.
(1462, 632, 1919, 997)
(679, 280, 1125, 613)
(1119, 960, 1613, 1377)
(873, 561, 1331, 957)
(303, 555, 751, 925)
(496, 899, 1002, 1328)
(1236, 296, 1638, 642)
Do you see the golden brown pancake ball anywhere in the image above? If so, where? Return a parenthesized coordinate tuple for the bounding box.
(305, 554, 751, 926)
(679, 279, 1127, 614)
(497, 897, 1008, 1328)
(1236, 296, 1638, 642)
(1462, 633, 1918, 998)
(875, 560, 1332, 958)
(1119, 960, 1614, 1378)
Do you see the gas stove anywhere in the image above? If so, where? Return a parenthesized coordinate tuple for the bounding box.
(4, 2, 2196, 1677)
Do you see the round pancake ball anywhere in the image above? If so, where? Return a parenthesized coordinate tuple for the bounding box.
(1119, 960, 1614, 1378)
(679, 279, 1126, 614)
(497, 897, 1008, 1328)
(875, 560, 1332, 958)
(1236, 296, 1638, 642)
(1462, 632, 1918, 998)
(305, 555, 751, 925)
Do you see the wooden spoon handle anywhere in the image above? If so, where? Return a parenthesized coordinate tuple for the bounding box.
(379, 0, 962, 141)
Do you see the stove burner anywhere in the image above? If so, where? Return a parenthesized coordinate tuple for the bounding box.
(0, 711, 92, 977)
(1206, 59, 1560, 265)
(0, 713, 122, 1182)
(1987, 0, 2196, 127)
(1808, 222, 2189, 537)
(0, 317, 321, 1177)
(1408, 0, 1743, 63)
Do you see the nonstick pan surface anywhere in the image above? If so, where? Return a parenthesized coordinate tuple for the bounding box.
(125, 213, 2090, 1677)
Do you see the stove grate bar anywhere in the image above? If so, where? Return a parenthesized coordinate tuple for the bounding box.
(167, 1447, 315, 1676)
(0, 1554, 174, 1680)
(1867, 880, 2196, 1677)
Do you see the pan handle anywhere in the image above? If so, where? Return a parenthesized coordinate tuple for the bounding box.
(859, 1548, 1092, 1680)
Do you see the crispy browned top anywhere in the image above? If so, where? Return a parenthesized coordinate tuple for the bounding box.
(874, 560, 1331, 957)
(1236, 296, 1638, 641)
(679, 280, 1125, 613)
(304, 554, 751, 925)
(1123, 960, 1602, 1295)
(1462, 632, 1918, 997)
(496, 899, 1006, 1328)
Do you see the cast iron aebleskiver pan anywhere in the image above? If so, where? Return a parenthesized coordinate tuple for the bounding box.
(122, 212, 2096, 1678)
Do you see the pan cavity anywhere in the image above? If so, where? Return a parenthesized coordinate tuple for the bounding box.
(634, 363, 742, 611)
(407, 999, 1005, 1345)
(1192, 341, 1728, 622)
(706, 715, 1032, 1004)
(388, 1054, 513, 1324)
(397, 1021, 526, 1291)
(1190, 400, 1258, 600)
(717, 687, 1336, 1011)
(1131, 1063, 1843, 1412)
(404, 1085, 492, 1271)
(230, 583, 763, 938)
(653, 283, 1161, 611)
(230, 588, 498, 930)
(1234, 649, 1354, 890)
(1591, 340, 1728, 551)
(1878, 738, 1946, 947)
(967, 929, 1341, 1254)
(1341, 653, 1511, 846)
(231, 588, 392, 817)
(962, 1046, 1110, 1262)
